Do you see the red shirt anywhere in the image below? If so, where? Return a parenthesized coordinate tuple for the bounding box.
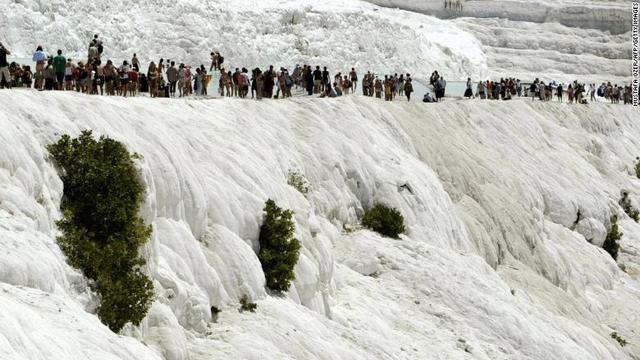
(128, 71, 138, 82)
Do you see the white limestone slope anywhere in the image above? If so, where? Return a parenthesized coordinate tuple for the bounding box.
(364, 0, 631, 34)
(452, 17, 632, 84)
(364, 0, 632, 83)
(0, 0, 487, 81)
(1, 91, 640, 359)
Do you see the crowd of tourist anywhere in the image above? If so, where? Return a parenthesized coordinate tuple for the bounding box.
(0, 38, 634, 105)
(0, 38, 416, 101)
(466, 77, 634, 105)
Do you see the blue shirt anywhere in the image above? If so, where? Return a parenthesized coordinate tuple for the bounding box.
(32, 50, 47, 62)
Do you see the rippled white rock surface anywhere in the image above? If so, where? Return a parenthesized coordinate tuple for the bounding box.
(1, 90, 639, 359)
(0, 0, 487, 81)
(365, 0, 632, 83)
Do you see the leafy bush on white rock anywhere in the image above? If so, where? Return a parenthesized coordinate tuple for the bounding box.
(258, 199, 301, 293)
(361, 203, 406, 238)
(47, 131, 154, 333)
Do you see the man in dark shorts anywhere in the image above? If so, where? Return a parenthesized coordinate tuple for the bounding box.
(313, 66, 322, 94)
(119, 60, 131, 97)
(321, 66, 329, 92)
(53, 49, 66, 90)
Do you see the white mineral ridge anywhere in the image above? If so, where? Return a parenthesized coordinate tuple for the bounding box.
(364, 0, 631, 34)
(1, 90, 640, 359)
(3, 0, 631, 84)
(452, 17, 632, 84)
(364, 0, 633, 83)
(0, 0, 487, 81)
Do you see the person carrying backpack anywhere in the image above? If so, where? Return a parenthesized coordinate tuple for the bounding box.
(404, 75, 413, 101)
(209, 51, 224, 71)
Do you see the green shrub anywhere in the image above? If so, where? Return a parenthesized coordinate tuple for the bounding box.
(620, 192, 639, 222)
(634, 157, 640, 179)
(47, 130, 153, 332)
(258, 199, 301, 293)
(623, 205, 640, 222)
(611, 332, 627, 347)
(603, 215, 622, 261)
(287, 170, 310, 196)
(362, 204, 406, 239)
(239, 294, 257, 313)
(96, 269, 154, 332)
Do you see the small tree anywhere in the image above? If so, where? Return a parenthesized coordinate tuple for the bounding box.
(362, 204, 406, 239)
(287, 170, 310, 196)
(634, 157, 640, 179)
(611, 332, 627, 347)
(603, 215, 622, 260)
(239, 295, 257, 313)
(96, 269, 154, 332)
(620, 192, 639, 222)
(258, 199, 301, 293)
(48, 130, 153, 332)
(623, 205, 640, 222)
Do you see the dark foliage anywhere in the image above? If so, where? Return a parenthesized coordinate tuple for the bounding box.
(48, 130, 153, 332)
(362, 204, 406, 239)
(258, 199, 301, 293)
